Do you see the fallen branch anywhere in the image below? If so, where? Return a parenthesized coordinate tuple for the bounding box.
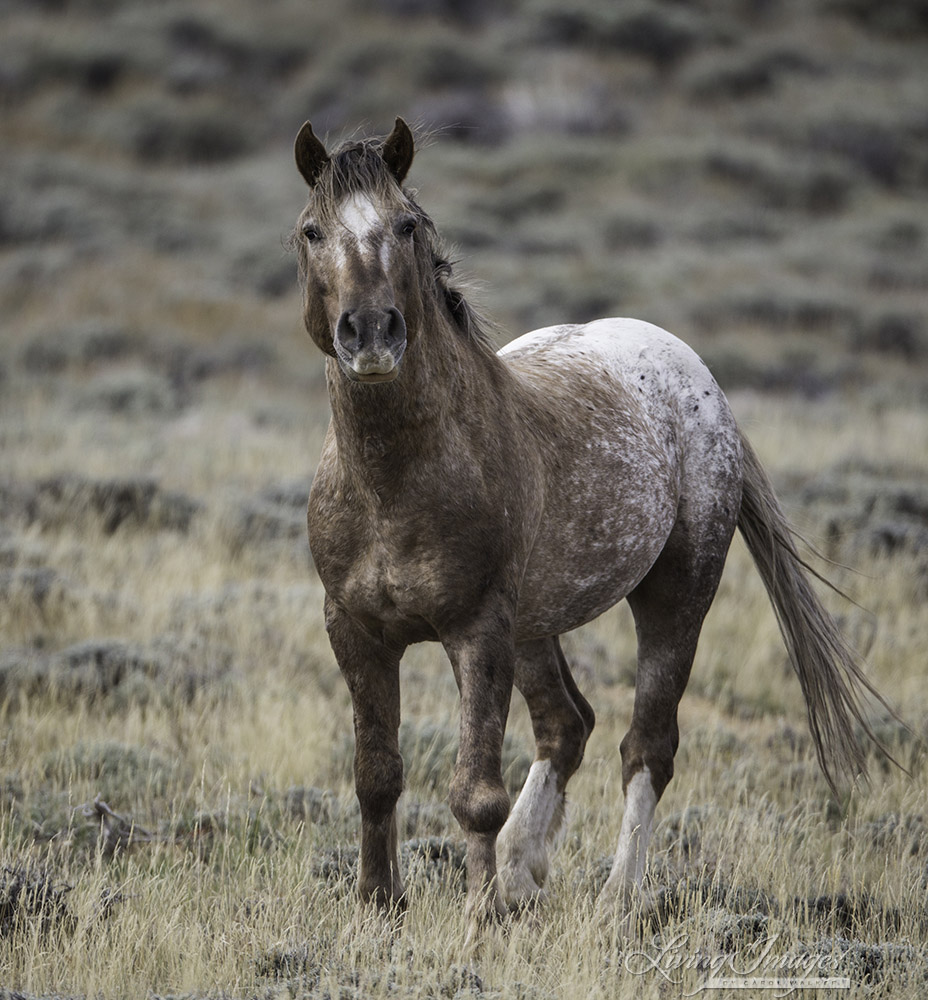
(79, 795, 154, 857)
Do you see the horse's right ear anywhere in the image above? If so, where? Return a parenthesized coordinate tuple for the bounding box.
(382, 117, 415, 185)
(295, 121, 329, 187)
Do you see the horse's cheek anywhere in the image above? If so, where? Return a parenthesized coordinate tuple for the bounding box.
(313, 325, 337, 357)
(301, 275, 339, 356)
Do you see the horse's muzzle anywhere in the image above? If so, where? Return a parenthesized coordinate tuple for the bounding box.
(334, 307, 407, 382)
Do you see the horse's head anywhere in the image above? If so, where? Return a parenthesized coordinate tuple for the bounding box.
(293, 118, 426, 384)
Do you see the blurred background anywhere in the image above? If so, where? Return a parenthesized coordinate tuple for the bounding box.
(2, 0, 927, 399)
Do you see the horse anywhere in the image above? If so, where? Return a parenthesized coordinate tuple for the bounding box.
(290, 117, 893, 933)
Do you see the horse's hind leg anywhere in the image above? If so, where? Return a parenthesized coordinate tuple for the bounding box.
(498, 636, 595, 909)
(595, 510, 735, 929)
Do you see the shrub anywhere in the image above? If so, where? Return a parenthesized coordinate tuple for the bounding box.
(75, 368, 181, 416)
(0, 637, 234, 707)
(809, 119, 912, 189)
(526, 0, 707, 68)
(20, 321, 137, 373)
(42, 740, 176, 797)
(853, 313, 926, 360)
(826, 0, 928, 36)
(129, 100, 254, 165)
(19, 475, 200, 535)
(685, 47, 822, 102)
(0, 865, 72, 939)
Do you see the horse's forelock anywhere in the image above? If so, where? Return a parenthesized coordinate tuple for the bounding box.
(306, 139, 408, 226)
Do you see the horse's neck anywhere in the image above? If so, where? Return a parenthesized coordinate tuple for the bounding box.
(327, 317, 504, 490)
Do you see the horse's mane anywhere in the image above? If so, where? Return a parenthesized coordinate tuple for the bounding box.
(292, 133, 498, 355)
(429, 250, 497, 354)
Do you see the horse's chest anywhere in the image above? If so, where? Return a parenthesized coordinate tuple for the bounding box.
(337, 539, 446, 628)
(311, 497, 502, 639)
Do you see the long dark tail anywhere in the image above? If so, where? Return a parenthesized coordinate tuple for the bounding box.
(737, 430, 901, 793)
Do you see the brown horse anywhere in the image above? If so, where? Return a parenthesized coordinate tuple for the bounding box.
(291, 118, 893, 931)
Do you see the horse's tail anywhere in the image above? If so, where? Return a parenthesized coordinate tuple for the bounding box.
(737, 430, 901, 794)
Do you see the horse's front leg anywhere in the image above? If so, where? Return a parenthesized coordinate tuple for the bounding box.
(443, 610, 516, 929)
(325, 599, 405, 909)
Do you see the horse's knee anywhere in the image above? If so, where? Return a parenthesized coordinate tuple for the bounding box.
(355, 750, 404, 820)
(450, 770, 510, 835)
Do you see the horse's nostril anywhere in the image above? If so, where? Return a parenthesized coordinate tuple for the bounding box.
(336, 311, 361, 350)
(386, 307, 407, 348)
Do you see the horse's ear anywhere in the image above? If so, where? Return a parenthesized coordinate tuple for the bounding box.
(382, 117, 415, 184)
(295, 121, 329, 187)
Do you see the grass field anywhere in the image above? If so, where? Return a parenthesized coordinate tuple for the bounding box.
(2, 0, 927, 996)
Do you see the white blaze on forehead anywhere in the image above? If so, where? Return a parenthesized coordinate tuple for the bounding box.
(338, 192, 382, 244)
(333, 192, 389, 275)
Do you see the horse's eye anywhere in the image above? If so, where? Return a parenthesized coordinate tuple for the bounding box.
(303, 222, 322, 243)
(400, 218, 417, 237)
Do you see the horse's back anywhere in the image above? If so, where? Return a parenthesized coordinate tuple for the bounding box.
(501, 317, 740, 482)
(501, 318, 742, 639)
(502, 317, 724, 420)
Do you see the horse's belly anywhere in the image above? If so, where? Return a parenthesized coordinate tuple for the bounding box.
(515, 457, 678, 639)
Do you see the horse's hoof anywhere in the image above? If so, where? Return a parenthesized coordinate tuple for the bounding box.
(594, 884, 659, 941)
(508, 887, 548, 918)
(462, 885, 510, 952)
(463, 903, 510, 959)
(594, 903, 636, 942)
(359, 882, 407, 916)
(498, 863, 547, 913)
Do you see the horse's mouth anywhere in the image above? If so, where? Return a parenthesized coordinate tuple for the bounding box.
(348, 367, 400, 384)
(335, 339, 406, 384)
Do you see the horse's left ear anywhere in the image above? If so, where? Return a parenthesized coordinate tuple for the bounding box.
(382, 118, 415, 184)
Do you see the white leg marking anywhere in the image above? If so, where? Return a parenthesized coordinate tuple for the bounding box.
(596, 767, 657, 921)
(497, 760, 562, 907)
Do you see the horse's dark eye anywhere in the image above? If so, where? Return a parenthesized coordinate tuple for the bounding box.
(400, 218, 417, 237)
(303, 222, 322, 243)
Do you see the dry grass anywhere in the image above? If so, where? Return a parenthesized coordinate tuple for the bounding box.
(2, 352, 926, 997)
